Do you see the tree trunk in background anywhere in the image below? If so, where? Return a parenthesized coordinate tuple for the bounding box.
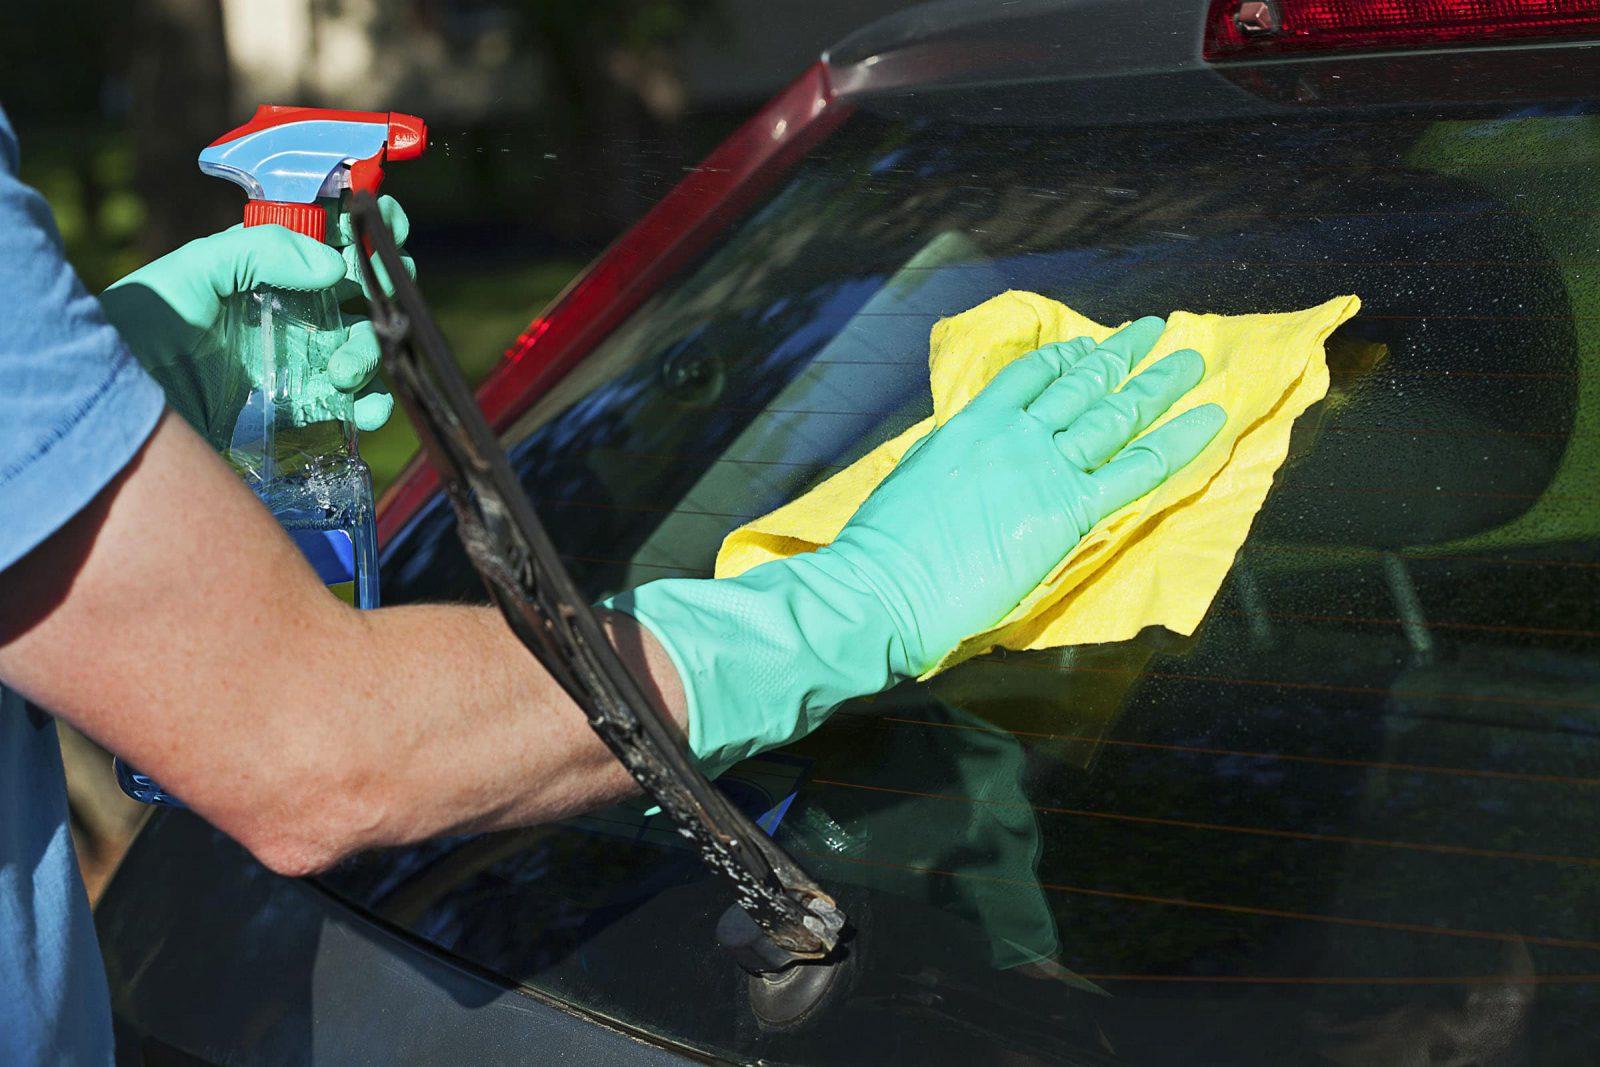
(126, 0, 237, 257)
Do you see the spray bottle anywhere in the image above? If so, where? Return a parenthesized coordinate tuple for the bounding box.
(115, 106, 428, 806)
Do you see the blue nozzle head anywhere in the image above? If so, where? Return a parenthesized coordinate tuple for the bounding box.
(198, 105, 427, 207)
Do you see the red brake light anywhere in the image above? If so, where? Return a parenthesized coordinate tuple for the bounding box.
(1205, 0, 1600, 59)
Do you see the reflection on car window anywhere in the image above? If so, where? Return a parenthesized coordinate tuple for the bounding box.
(345, 94, 1600, 1062)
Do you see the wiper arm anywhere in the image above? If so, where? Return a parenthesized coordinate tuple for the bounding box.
(350, 192, 844, 970)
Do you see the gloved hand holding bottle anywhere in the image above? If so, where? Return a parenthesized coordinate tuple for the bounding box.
(606, 316, 1225, 778)
(99, 195, 414, 451)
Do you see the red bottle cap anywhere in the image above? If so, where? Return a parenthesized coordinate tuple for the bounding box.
(243, 199, 328, 242)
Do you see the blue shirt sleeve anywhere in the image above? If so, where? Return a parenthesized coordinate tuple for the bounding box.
(0, 106, 166, 574)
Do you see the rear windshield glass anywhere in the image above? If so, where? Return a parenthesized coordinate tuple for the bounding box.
(333, 73, 1600, 1063)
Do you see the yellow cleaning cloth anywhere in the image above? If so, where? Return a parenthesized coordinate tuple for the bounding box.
(716, 290, 1361, 676)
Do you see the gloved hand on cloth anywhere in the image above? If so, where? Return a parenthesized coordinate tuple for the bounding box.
(99, 195, 414, 447)
(605, 316, 1224, 778)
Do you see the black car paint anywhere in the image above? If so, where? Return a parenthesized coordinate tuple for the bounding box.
(96, 811, 700, 1065)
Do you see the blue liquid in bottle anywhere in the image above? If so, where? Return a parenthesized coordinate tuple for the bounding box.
(115, 285, 378, 806)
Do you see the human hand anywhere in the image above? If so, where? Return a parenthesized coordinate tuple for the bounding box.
(823, 315, 1224, 676)
(100, 195, 413, 447)
(608, 316, 1224, 776)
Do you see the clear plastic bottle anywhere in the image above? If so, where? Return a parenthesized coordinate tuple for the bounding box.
(114, 283, 379, 806)
(223, 284, 381, 611)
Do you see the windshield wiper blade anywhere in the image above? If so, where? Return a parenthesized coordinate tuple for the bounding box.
(350, 192, 844, 969)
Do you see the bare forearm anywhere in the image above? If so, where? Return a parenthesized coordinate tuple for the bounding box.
(167, 602, 686, 876)
(0, 412, 686, 876)
(314, 604, 682, 854)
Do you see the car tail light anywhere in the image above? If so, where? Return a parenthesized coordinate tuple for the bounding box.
(1204, 0, 1600, 59)
(376, 62, 851, 543)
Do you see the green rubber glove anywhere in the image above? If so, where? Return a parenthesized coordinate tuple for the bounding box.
(606, 317, 1225, 778)
(100, 195, 414, 448)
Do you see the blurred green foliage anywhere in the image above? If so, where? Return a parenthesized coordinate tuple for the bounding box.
(2, 0, 732, 489)
(21, 131, 150, 291)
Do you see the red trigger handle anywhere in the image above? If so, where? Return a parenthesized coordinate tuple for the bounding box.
(348, 154, 386, 259)
(347, 113, 424, 260)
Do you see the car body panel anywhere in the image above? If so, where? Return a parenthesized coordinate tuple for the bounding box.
(96, 811, 700, 1065)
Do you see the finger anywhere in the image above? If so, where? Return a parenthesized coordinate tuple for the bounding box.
(966, 336, 1095, 415)
(1087, 403, 1226, 522)
(334, 194, 410, 249)
(1056, 348, 1206, 468)
(339, 248, 416, 301)
(353, 391, 395, 432)
(1097, 315, 1167, 368)
(1024, 315, 1166, 428)
(1022, 350, 1117, 431)
(199, 225, 346, 299)
(329, 319, 382, 392)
